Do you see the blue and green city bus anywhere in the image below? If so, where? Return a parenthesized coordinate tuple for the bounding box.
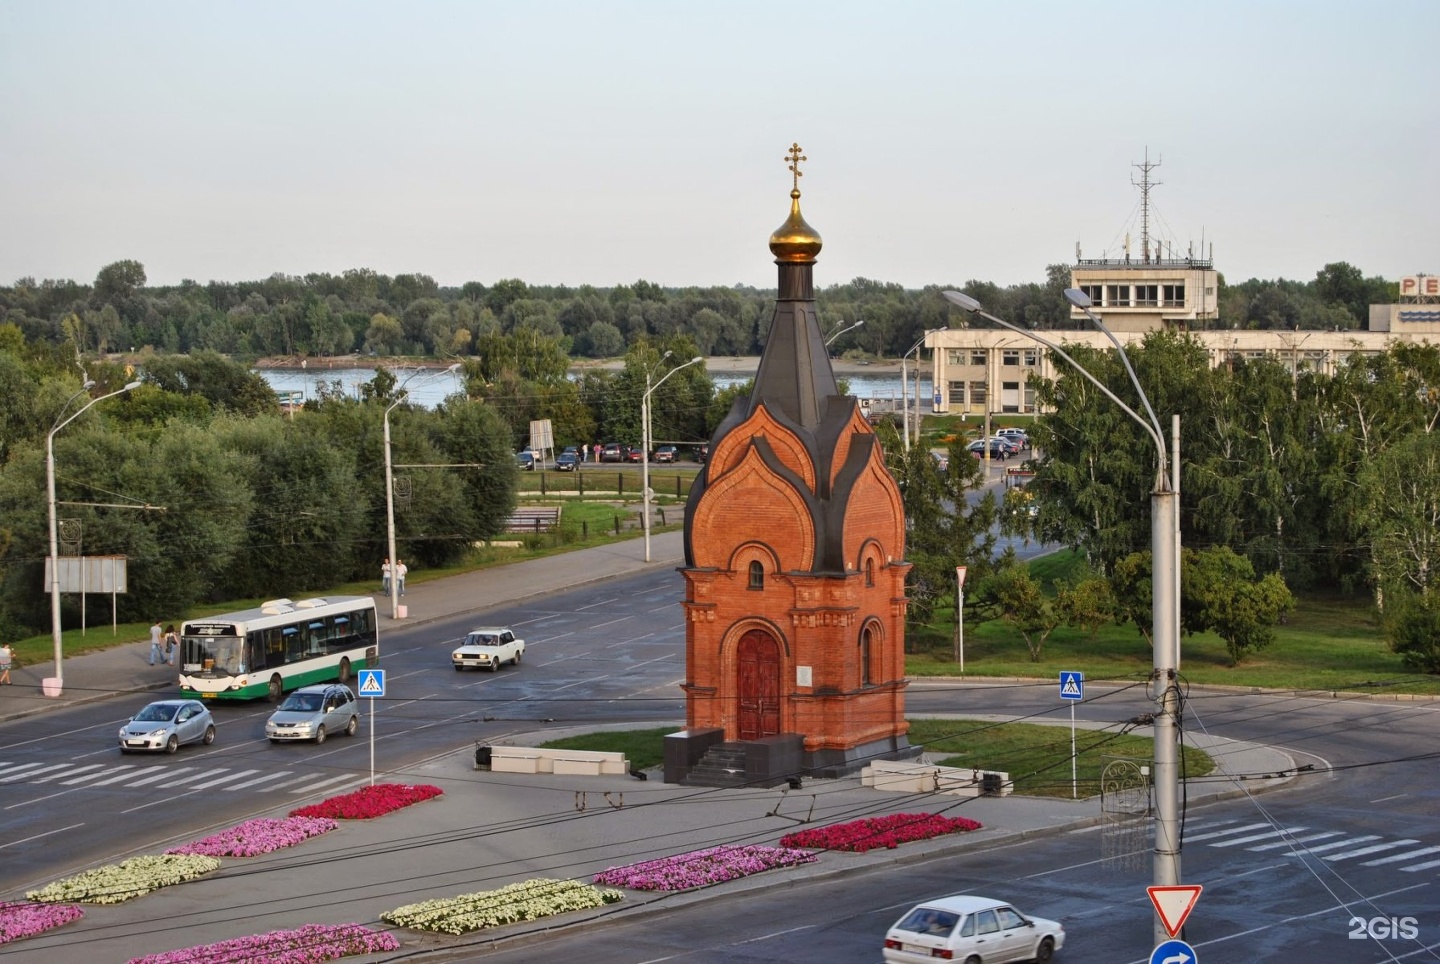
(180, 596, 378, 702)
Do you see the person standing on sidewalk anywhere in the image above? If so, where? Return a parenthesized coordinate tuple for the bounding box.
(164, 624, 180, 666)
(0, 643, 12, 684)
(396, 559, 408, 596)
(149, 620, 164, 666)
(381, 559, 391, 596)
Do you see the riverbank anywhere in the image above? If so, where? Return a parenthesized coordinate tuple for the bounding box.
(253, 354, 905, 377)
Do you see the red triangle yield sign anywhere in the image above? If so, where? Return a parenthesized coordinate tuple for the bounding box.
(1148, 885, 1203, 938)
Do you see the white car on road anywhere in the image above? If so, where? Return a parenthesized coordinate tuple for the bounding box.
(452, 626, 525, 672)
(883, 894, 1064, 963)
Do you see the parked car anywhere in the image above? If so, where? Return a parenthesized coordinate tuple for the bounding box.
(601, 442, 626, 463)
(968, 439, 1012, 460)
(654, 444, 678, 463)
(997, 427, 1030, 448)
(118, 699, 216, 754)
(556, 447, 580, 471)
(626, 446, 645, 463)
(882, 895, 1064, 964)
(696, 444, 709, 463)
(989, 436, 1022, 455)
(265, 683, 359, 744)
(452, 626, 525, 671)
(515, 451, 536, 471)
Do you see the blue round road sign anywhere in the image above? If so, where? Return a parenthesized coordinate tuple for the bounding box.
(1150, 939, 1197, 964)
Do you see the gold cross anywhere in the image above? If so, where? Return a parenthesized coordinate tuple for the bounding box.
(785, 142, 806, 192)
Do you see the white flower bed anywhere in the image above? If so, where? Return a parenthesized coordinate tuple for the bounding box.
(26, 854, 222, 905)
(383, 878, 623, 935)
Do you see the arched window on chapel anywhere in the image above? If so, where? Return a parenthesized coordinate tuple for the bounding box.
(748, 560, 764, 590)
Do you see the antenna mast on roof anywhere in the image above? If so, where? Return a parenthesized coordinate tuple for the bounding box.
(1132, 148, 1162, 264)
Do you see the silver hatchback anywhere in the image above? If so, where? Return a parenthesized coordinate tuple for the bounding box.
(265, 683, 359, 744)
(119, 699, 216, 754)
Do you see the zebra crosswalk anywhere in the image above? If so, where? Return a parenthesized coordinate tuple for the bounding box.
(0, 759, 363, 796)
(1187, 818, 1440, 873)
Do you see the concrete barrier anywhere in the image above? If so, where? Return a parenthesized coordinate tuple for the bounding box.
(483, 746, 628, 776)
(861, 760, 1010, 797)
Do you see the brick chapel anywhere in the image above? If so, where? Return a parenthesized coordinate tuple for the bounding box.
(664, 146, 916, 785)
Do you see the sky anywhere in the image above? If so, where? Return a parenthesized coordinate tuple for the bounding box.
(2, 1, 1437, 293)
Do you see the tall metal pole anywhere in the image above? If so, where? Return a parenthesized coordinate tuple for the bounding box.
(942, 289, 1182, 946)
(48, 380, 139, 690)
(383, 364, 460, 619)
(643, 355, 702, 563)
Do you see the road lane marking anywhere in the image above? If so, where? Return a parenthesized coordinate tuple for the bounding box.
(1183, 822, 1272, 842)
(0, 822, 85, 850)
(1323, 839, 1419, 861)
(126, 767, 192, 787)
(187, 768, 260, 790)
(1246, 831, 1343, 851)
(0, 763, 70, 783)
(1210, 827, 1308, 847)
(1283, 835, 1379, 856)
(1365, 845, 1440, 867)
(60, 765, 138, 785)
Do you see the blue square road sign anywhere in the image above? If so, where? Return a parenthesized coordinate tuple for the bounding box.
(358, 668, 385, 698)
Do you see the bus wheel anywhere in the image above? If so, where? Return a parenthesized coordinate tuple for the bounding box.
(338, 657, 352, 683)
(268, 675, 283, 703)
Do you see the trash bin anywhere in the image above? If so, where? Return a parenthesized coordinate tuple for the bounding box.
(475, 745, 492, 770)
(42, 677, 63, 698)
(981, 772, 1003, 796)
(397, 604, 408, 619)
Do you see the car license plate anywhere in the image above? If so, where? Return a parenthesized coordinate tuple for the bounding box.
(904, 944, 930, 955)
(126, 740, 147, 747)
(202, 693, 218, 699)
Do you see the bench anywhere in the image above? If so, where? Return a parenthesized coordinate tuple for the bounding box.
(503, 506, 562, 534)
(482, 745, 628, 776)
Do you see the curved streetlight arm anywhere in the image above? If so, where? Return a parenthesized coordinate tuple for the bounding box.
(941, 290, 1168, 486)
(48, 379, 142, 689)
(825, 318, 864, 346)
(643, 356, 703, 562)
(1063, 288, 1166, 453)
(384, 364, 461, 619)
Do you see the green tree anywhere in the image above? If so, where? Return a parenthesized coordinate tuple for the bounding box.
(978, 565, 1058, 661)
(1184, 546, 1295, 665)
(1357, 430, 1440, 597)
(364, 312, 404, 355)
(1055, 576, 1117, 640)
(1384, 590, 1440, 673)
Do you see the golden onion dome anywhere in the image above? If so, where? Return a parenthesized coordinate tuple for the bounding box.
(769, 188, 822, 264)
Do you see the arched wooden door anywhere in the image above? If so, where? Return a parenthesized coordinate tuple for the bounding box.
(736, 629, 781, 740)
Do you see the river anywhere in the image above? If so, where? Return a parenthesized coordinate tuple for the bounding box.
(255, 365, 932, 411)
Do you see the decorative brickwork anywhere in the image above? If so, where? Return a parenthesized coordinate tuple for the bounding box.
(679, 166, 912, 771)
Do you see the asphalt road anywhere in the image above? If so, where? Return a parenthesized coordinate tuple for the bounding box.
(0, 567, 689, 897)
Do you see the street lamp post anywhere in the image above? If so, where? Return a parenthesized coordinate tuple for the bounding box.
(642, 355, 703, 563)
(944, 289, 1182, 945)
(48, 379, 141, 690)
(824, 317, 864, 347)
(383, 364, 461, 620)
(900, 329, 941, 452)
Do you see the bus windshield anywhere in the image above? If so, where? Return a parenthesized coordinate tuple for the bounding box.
(183, 635, 245, 675)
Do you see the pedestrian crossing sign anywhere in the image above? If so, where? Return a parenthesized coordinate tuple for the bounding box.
(358, 669, 385, 697)
(1059, 671, 1083, 701)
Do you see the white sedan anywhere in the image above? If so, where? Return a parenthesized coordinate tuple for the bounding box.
(883, 894, 1064, 963)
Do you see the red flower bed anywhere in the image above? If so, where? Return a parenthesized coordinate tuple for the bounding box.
(779, 812, 982, 853)
(289, 783, 442, 820)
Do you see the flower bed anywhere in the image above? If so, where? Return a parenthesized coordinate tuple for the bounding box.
(125, 922, 399, 964)
(165, 816, 338, 858)
(289, 783, 442, 820)
(383, 878, 622, 934)
(779, 812, 983, 852)
(592, 844, 816, 891)
(26, 854, 222, 905)
(0, 900, 84, 945)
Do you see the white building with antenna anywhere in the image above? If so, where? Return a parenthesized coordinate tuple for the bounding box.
(925, 155, 1438, 418)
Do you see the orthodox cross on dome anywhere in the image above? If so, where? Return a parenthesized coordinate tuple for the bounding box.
(785, 142, 806, 193)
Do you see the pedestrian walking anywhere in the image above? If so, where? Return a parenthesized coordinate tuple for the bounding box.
(164, 624, 179, 666)
(396, 559, 408, 596)
(149, 620, 164, 666)
(381, 559, 392, 595)
(0, 643, 12, 685)
(581, 443, 589, 464)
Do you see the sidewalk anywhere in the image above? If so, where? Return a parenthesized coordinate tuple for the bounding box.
(1, 528, 1299, 961)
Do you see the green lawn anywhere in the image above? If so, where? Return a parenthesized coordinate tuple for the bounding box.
(540, 719, 1215, 799)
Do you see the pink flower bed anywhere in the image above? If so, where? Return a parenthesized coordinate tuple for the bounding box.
(165, 817, 338, 858)
(780, 812, 983, 852)
(289, 783, 442, 820)
(593, 845, 816, 891)
(125, 922, 398, 964)
(0, 900, 84, 945)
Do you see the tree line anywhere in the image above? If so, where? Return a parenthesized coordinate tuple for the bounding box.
(0, 259, 1396, 364)
(886, 333, 1439, 670)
